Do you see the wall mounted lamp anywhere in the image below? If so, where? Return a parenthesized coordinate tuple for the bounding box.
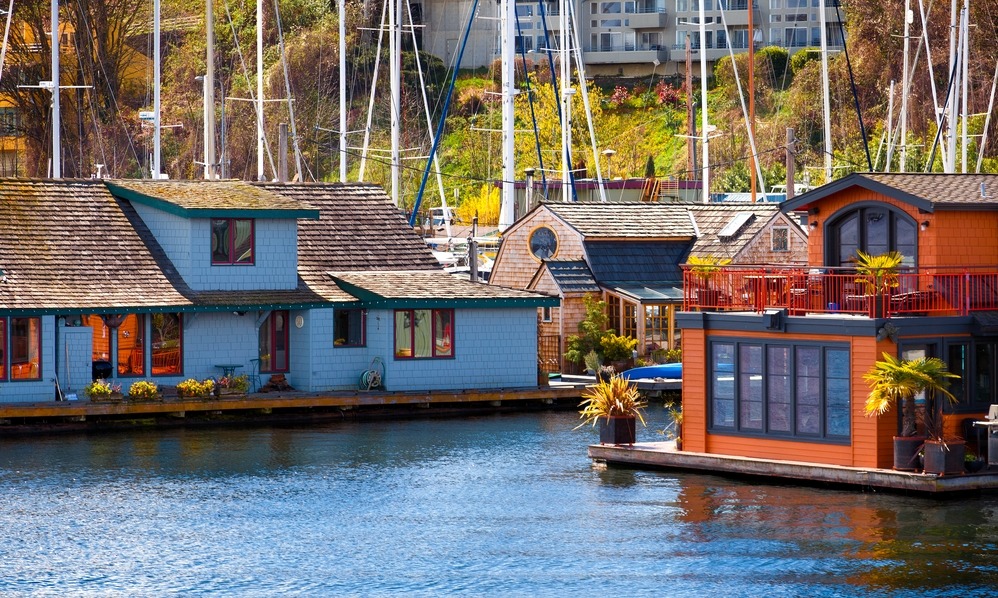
(920, 220, 930, 231)
(810, 220, 818, 230)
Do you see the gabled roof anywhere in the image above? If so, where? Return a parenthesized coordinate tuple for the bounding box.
(544, 202, 697, 239)
(584, 240, 689, 284)
(0, 179, 194, 313)
(686, 203, 785, 258)
(781, 173, 998, 213)
(542, 260, 600, 294)
(107, 179, 320, 219)
(330, 271, 557, 308)
(258, 184, 442, 293)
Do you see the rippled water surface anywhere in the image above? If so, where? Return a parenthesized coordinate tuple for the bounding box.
(0, 410, 996, 596)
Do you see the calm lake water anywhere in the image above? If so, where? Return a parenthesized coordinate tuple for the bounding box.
(0, 408, 995, 597)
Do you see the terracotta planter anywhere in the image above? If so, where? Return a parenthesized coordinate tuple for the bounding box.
(893, 435, 926, 471)
(599, 415, 636, 445)
(922, 439, 966, 475)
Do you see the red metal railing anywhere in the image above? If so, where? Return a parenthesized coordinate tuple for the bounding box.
(681, 265, 998, 317)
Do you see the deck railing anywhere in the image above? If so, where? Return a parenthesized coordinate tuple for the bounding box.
(681, 265, 998, 317)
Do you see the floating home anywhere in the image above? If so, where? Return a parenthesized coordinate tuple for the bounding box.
(677, 173, 998, 472)
(489, 201, 806, 374)
(0, 179, 556, 404)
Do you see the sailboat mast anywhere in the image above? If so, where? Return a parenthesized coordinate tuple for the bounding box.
(498, 0, 515, 229)
(204, 0, 217, 179)
(819, 0, 831, 182)
(698, 0, 708, 202)
(900, 0, 911, 172)
(946, 0, 957, 172)
(390, 0, 401, 206)
(51, 0, 60, 178)
(748, 0, 755, 201)
(339, 0, 347, 182)
(960, 2, 968, 173)
(257, 0, 265, 180)
(153, 0, 161, 178)
(559, 0, 572, 202)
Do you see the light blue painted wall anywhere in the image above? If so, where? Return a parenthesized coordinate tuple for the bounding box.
(131, 203, 298, 291)
(371, 307, 539, 392)
(0, 316, 57, 403)
(5, 306, 540, 405)
(189, 219, 298, 291)
(133, 203, 191, 275)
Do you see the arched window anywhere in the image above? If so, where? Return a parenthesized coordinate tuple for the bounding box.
(825, 204, 917, 268)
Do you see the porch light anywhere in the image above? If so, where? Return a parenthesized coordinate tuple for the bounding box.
(920, 220, 929, 231)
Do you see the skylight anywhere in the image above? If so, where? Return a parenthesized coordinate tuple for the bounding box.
(718, 212, 755, 238)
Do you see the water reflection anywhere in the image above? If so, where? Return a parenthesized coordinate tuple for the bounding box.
(0, 412, 994, 595)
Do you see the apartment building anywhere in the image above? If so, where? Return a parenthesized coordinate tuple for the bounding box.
(419, 0, 845, 77)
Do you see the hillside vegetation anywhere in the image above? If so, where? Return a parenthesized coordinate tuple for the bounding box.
(2, 0, 997, 221)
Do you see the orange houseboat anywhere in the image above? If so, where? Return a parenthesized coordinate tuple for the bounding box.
(676, 173, 998, 470)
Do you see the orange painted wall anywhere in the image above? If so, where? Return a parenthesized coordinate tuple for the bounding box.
(682, 329, 899, 468)
(805, 188, 998, 268)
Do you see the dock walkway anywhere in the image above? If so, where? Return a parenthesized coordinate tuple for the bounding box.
(0, 383, 589, 435)
(589, 441, 998, 495)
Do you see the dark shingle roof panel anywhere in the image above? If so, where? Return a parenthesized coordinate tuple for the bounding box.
(0, 179, 194, 311)
(584, 241, 690, 284)
(545, 260, 601, 293)
(545, 203, 696, 238)
(331, 270, 558, 307)
(782, 173, 998, 213)
(107, 179, 320, 219)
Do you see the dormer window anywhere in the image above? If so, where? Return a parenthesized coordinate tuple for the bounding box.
(211, 218, 254, 265)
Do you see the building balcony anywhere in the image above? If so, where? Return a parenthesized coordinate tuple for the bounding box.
(681, 264, 998, 318)
(583, 45, 670, 65)
(627, 9, 669, 29)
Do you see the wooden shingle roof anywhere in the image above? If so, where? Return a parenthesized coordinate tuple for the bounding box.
(544, 202, 696, 239)
(258, 182, 441, 277)
(686, 203, 782, 258)
(108, 179, 319, 218)
(782, 173, 998, 213)
(0, 179, 194, 312)
(331, 270, 557, 307)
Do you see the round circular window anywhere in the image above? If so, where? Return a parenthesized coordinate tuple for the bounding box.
(529, 226, 558, 260)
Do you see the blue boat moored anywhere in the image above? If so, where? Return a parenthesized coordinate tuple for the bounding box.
(620, 362, 682, 380)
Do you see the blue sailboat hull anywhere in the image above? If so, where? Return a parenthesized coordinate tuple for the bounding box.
(621, 363, 682, 380)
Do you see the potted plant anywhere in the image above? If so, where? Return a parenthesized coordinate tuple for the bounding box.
(564, 294, 609, 370)
(601, 333, 638, 372)
(687, 255, 731, 309)
(127, 380, 160, 401)
(85, 379, 122, 402)
(864, 352, 960, 472)
(177, 378, 215, 399)
(854, 250, 903, 317)
(218, 374, 250, 396)
(583, 349, 603, 376)
(664, 401, 683, 450)
(575, 374, 647, 445)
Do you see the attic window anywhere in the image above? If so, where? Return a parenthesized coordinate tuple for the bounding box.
(717, 212, 755, 239)
(211, 218, 254, 265)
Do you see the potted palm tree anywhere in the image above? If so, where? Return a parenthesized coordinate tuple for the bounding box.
(576, 374, 647, 445)
(854, 250, 903, 317)
(864, 353, 960, 472)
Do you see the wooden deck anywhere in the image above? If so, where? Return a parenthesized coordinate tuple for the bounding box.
(589, 441, 998, 495)
(0, 384, 588, 434)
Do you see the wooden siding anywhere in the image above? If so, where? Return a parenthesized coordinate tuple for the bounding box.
(735, 213, 809, 266)
(490, 210, 586, 290)
(807, 188, 998, 268)
(682, 329, 898, 468)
